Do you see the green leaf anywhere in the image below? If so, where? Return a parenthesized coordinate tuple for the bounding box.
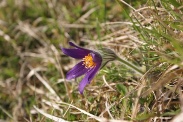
(168, 0, 181, 7)
(116, 84, 127, 95)
(135, 112, 155, 121)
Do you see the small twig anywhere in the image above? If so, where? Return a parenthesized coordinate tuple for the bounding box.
(102, 75, 116, 91)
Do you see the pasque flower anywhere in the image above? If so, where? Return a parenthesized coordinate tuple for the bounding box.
(61, 41, 144, 94)
(61, 41, 104, 94)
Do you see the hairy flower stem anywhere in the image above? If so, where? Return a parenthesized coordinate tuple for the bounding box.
(116, 56, 144, 76)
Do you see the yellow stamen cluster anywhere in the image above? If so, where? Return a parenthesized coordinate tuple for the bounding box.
(82, 54, 96, 68)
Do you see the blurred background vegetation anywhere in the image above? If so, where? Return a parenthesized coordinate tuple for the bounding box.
(0, 0, 183, 122)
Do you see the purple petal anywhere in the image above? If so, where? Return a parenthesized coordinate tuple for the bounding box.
(61, 47, 89, 59)
(61, 41, 91, 59)
(78, 63, 101, 94)
(69, 41, 91, 52)
(66, 62, 88, 80)
(90, 51, 102, 63)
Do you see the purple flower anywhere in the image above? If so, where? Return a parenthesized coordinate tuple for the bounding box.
(61, 41, 102, 94)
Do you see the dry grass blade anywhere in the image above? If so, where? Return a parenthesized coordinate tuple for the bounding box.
(102, 75, 116, 91)
(57, 101, 129, 122)
(17, 21, 47, 46)
(58, 23, 94, 28)
(142, 67, 183, 97)
(33, 106, 67, 122)
(59, 101, 106, 122)
(38, 99, 129, 122)
(131, 77, 146, 119)
(42, 99, 63, 113)
(171, 87, 183, 122)
(27, 66, 61, 101)
(77, 7, 98, 23)
(118, 0, 145, 19)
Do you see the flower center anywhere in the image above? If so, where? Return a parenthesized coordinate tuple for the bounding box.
(82, 54, 96, 68)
